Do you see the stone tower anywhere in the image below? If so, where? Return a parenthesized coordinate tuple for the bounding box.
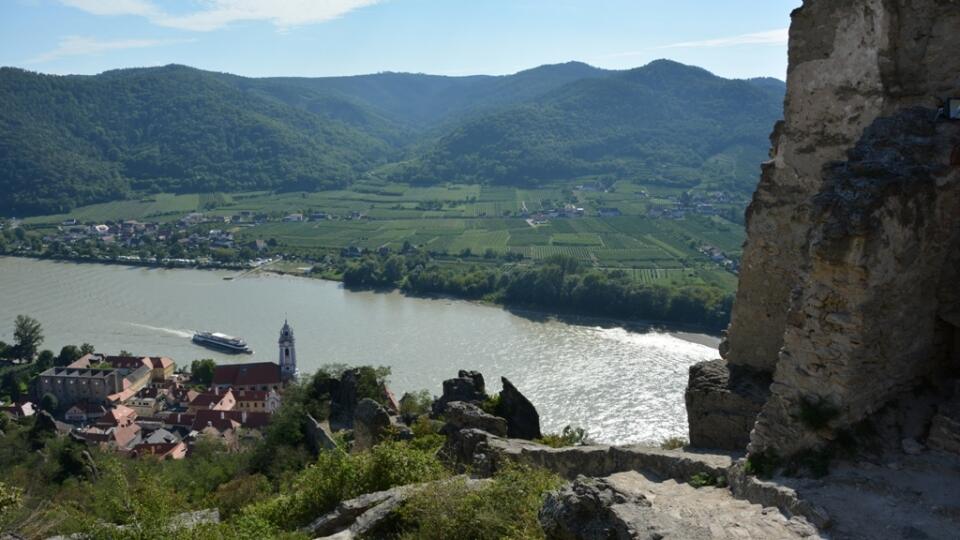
(278, 319, 297, 381)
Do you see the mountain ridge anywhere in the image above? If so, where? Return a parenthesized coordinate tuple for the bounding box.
(0, 60, 784, 215)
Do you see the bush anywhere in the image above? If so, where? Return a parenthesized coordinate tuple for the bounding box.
(254, 440, 449, 529)
(659, 436, 688, 450)
(396, 464, 562, 540)
(399, 390, 433, 417)
(536, 425, 588, 448)
(480, 393, 501, 416)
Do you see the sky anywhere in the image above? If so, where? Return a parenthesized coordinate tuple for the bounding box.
(1, 0, 802, 80)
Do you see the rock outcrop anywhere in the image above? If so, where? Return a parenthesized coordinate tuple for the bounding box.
(352, 398, 392, 452)
(687, 0, 960, 458)
(539, 472, 821, 540)
(497, 377, 541, 440)
(441, 401, 508, 437)
(431, 370, 487, 415)
(685, 359, 771, 450)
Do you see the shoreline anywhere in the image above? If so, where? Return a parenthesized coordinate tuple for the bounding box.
(0, 254, 723, 347)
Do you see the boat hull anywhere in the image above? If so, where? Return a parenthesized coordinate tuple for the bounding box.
(191, 334, 252, 354)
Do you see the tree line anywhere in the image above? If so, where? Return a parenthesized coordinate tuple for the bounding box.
(339, 253, 732, 329)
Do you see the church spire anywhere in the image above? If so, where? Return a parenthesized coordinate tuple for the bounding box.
(278, 319, 297, 381)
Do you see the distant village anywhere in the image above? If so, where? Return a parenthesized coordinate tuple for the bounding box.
(0, 321, 301, 461)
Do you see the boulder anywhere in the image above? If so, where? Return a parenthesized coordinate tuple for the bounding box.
(539, 475, 656, 540)
(498, 377, 541, 440)
(431, 370, 487, 415)
(353, 398, 392, 452)
(442, 401, 507, 437)
(305, 413, 339, 454)
(685, 359, 770, 451)
(330, 369, 360, 430)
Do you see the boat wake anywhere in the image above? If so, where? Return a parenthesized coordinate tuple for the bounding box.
(128, 323, 193, 339)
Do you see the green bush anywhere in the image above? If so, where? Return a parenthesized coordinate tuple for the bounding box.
(252, 440, 449, 530)
(659, 436, 688, 450)
(396, 464, 563, 540)
(400, 389, 433, 417)
(536, 425, 588, 448)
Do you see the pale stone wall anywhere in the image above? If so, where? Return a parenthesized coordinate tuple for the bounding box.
(741, 0, 960, 455)
(689, 0, 960, 456)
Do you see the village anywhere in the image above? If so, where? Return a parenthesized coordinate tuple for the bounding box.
(0, 321, 304, 461)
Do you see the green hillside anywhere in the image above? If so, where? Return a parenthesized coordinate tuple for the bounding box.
(393, 60, 783, 192)
(0, 61, 783, 216)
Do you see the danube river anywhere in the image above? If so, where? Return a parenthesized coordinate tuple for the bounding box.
(0, 256, 719, 445)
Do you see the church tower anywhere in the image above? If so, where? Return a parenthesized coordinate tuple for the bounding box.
(278, 319, 297, 381)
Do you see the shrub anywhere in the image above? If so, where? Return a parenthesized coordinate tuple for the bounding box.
(399, 389, 433, 417)
(259, 440, 449, 529)
(396, 463, 563, 540)
(659, 436, 688, 450)
(480, 393, 501, 416)
(536, 425, 588, 448)
(688, 472, 717, 488)
(211, 474, 272, 518)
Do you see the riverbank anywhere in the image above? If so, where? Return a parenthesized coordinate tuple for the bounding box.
(0, 256, 718, 445)
(2, 253, 728, 339)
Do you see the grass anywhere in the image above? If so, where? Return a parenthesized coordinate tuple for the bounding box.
(21, 180, 747, 293)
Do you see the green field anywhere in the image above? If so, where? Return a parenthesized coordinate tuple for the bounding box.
(23, 180, 745, 292)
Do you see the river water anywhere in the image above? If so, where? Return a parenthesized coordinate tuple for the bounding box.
(0, 256, 719, 445)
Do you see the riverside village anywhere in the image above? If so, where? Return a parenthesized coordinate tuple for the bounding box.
(1, 320, 304, 460)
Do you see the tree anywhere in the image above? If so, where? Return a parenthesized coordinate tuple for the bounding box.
(40, 392, 58, 413)
(37, 349, 55, 369)
(191, 359, 218, 386)
(58, 345, 82, 367)
(80, 343, 96, 355)
(13, 315, 43, 361)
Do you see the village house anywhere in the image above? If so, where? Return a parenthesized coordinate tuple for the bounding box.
(211, 362, 283, 392)
(147, 357, 176, 381)
(234, 389, 281, 414)
(187, 389, 236, 414)
(64, 402, 107, 424)
(130, 441, 187, 460)
(75, 423, 141, 450)
(192, 409, 271, 433)
(36, 367, 124, 407)
(0, 401, 35, 419)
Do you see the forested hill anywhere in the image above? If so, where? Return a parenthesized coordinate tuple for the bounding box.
(391, 60, 785, 191)
(0, 61, 784, 216)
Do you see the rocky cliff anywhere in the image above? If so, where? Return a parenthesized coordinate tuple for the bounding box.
(688, 0, 960, 458)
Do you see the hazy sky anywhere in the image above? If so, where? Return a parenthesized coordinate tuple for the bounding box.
(1, 0, 802, 79)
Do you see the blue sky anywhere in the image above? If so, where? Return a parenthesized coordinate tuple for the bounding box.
(1, 0, 801, 79)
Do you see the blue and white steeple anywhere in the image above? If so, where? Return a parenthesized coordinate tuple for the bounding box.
(278, 319, 297, 381)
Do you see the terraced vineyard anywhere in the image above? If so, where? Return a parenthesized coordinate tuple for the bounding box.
(23, 180, 747, 292)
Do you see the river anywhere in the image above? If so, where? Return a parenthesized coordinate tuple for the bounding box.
(0, 256, 719, 445)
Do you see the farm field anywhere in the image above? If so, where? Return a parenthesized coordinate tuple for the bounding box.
(22, 180, 746, 292)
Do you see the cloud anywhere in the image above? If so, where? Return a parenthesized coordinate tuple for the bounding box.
(59, 0, 161, 17)
(26, 35, 195, 64)
(656, 28, 789, 49)
(59, 0, 383, 32)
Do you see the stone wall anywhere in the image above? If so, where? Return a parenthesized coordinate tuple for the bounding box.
(688, 0, 960, 455)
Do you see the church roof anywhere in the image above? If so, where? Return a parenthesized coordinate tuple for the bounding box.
(212, 362, 281, 387)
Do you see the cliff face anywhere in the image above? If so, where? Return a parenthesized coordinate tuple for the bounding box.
(688, 0, 960, 456)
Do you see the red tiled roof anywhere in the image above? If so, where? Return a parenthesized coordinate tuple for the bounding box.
(211, 362, 281, 387)
(162, 413, 195, 427)
(148, 356, 175, 369)
(132, 442, 185, 459)
(192, 409, 271, 431)
(105, 356, 150, 370)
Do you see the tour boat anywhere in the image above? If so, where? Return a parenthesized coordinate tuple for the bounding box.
(191, 331, 253, 354)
